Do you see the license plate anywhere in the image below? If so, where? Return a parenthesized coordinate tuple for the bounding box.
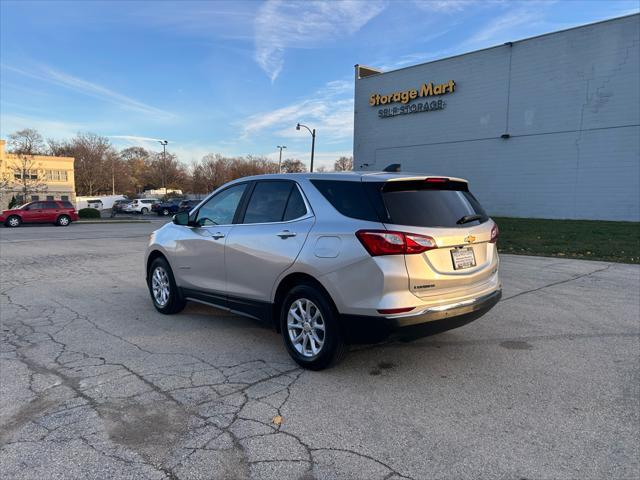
(451, 247, 476, 270)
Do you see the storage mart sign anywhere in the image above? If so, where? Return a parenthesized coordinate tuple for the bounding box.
(369, 80, 455, 118)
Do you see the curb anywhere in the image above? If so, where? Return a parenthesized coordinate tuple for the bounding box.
(76, 220, 151, 224)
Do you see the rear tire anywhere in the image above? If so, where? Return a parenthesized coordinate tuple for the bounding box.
(56, 215, 71, 226)
(141, 207, 149, 215)
(5, 215, 21, 228)
(162, 208, 170, 216)
(148, 257, 186, 314)
(280, 284, 347, 370)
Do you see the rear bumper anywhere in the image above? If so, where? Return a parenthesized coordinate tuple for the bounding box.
(342, 289, 502, 343)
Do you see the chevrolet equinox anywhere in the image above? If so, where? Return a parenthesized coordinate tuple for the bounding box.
(145, 172, 501, 370)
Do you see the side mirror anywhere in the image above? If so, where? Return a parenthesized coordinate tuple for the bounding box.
(173, 211, 190, 226)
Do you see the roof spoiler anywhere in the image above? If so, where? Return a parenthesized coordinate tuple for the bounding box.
(383, 163, 401, 172)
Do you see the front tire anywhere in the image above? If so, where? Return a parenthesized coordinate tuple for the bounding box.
(148, 257, 186, 314)
(56, 215, 71, 226)
(162, 208, 170, 216)
(280, 284, 347, 370)
(5, 215, 21, 228)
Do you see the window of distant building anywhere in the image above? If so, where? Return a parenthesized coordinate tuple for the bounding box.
(14, 170, 39, 180)
(45, 170, 68, 182)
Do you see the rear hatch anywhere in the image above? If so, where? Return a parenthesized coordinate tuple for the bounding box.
(362, 176, 498, 299)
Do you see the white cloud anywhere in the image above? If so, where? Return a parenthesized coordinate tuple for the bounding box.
(240, 78, 354, 143)
(465, 9, 543, 45)
(254, 0, 386, 81)
(413, 0, 492, 13)
(2, 64, 176, 120)
(0, 113, 99, 140)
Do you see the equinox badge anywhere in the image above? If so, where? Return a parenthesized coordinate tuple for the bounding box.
(464, 235, 476, 244)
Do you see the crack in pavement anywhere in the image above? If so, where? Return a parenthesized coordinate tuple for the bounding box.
(501, 264, 612, 301)
(1, 274, 414, 479)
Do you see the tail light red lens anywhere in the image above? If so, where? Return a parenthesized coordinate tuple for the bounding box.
(425, 177, 448, 183)
(356, 230, 437, 256)
(490, 224, 499, 243)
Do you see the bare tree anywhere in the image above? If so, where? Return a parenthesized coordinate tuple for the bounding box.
(7, 128, 45, 155)
(333, 156, 353, 172)
(55, 133, 115, 196)
(120, 146, 151, 196)
(4, 154, 48, 203)
(281, 158, 307, 173)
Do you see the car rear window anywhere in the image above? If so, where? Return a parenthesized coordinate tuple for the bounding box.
(59, 201, 74, 209)
(379, 180, 488, 228)
(312, 178, 488, 227)
(310, 180, 379, 222)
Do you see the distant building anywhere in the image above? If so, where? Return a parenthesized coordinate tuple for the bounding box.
(0, 139, 76, 208)
(354, 14, 640, 221)
(143, 187, 183, 197)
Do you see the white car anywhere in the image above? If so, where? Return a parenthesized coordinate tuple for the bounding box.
(124, 198, 159, 214)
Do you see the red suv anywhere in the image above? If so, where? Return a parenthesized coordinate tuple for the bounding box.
(1, 200, 79, 227)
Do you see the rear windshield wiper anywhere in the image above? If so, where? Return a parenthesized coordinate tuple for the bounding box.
(456, 214, 485, 225)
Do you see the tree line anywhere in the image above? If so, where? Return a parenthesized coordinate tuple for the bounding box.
(3, 128, 354, 198)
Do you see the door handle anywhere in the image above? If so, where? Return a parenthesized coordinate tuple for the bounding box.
(277, 230, 297, 239)
(211, 232, 225, 239)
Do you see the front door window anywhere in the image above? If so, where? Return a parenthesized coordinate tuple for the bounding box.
(195, 184, 247, 226)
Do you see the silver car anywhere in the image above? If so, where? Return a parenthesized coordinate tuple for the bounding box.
(145, 172, 501, 370)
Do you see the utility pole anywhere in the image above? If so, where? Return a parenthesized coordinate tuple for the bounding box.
(277, 145, 287, 173)
(158, 140, 168, 194)
(111, 155, 115, 195)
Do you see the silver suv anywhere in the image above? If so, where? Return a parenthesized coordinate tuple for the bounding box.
(145, 172, 501, 369)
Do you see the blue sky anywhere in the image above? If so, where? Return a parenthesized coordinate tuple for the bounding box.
(1, 0, 638, 169)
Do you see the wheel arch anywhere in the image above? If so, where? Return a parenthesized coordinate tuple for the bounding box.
(271, 272, 338, 333)
(146, 250, 169, 281)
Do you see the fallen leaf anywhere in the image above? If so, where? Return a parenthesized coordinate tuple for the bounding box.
(272, 415, 283, 426)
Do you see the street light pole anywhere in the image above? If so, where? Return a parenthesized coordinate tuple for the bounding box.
(111, 155, 115, 195)
(158, 140, 168, 194)
(277, 145, 287, 173)
(296, 123, 316, 172)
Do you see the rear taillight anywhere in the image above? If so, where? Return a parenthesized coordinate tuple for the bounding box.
(490, 224, 499, 243)
(356, 230, 437, 256)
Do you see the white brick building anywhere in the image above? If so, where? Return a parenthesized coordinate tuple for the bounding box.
(353, 14, 640, 221)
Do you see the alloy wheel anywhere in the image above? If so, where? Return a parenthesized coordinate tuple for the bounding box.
(287, 298, 325, 358)
(151, 266, 170, 307)
(8, 217, 20, 227)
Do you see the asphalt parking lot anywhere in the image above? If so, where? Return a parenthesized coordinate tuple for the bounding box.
(1, 222, 638, 480)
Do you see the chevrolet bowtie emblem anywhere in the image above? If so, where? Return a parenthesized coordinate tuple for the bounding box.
(464, 235, 476, 243)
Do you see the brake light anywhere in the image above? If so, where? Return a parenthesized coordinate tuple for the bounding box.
(425, 177, 448, 183)
(356, 230, 437, 256)
(490, 224, 499, 243)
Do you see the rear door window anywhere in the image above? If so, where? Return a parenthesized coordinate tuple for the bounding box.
(242, 181, 294, 224)
(283, 186, 307, 221)
(44, 202, 59, 209)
